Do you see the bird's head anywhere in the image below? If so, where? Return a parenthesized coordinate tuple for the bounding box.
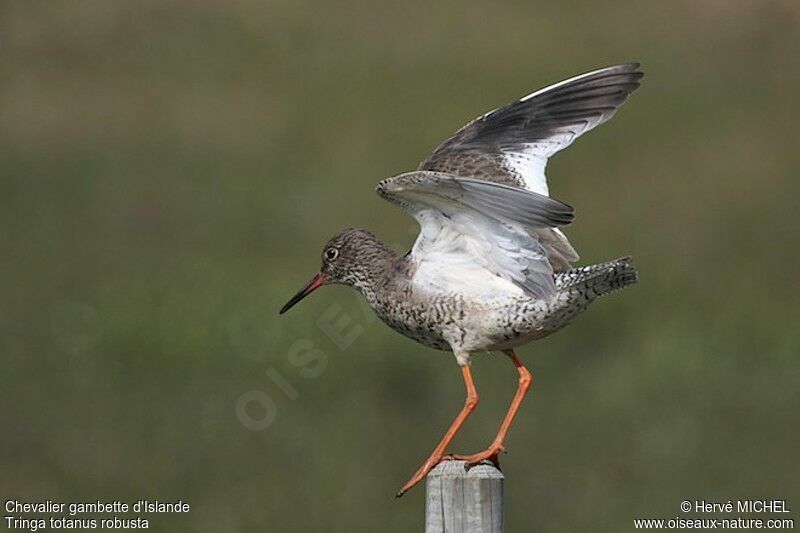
(279, 228, 388, 314)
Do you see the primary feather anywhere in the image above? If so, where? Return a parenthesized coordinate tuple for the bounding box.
(376, 64, 642, 299)
(419, 63, 643, 196)
(416, 63, 643, 271)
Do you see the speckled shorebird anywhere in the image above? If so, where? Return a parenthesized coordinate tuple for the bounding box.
(280, 63, 642, 497)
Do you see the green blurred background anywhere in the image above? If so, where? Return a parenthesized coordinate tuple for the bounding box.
(2, 1, 799, 531)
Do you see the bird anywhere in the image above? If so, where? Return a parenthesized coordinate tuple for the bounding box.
(279, 63, 643, 497)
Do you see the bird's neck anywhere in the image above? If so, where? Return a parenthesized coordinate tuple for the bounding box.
(349, 241, 404, 306)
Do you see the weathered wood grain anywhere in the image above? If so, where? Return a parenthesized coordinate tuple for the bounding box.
(425, 460, 504, 533)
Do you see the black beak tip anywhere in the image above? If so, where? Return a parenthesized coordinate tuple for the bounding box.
(278, 273, 325, 316)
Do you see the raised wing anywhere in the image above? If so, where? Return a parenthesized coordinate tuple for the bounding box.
(419, 63, 643, 196)
(376, 171, 573, 298)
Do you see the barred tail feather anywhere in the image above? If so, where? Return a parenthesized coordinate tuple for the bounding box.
(556, 256, 638, 297)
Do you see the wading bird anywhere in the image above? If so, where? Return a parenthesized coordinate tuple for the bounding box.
(280, 63, 642, 497)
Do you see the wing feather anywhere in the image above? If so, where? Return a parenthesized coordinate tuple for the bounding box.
(376, 171, 573, 298)
(416, 63, 642, 271)
(419, 63, 643, 194)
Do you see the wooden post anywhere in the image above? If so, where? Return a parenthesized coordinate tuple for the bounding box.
(425, 460, 504, 533)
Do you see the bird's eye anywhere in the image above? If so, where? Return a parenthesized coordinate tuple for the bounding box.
(325, 248, 339, 261)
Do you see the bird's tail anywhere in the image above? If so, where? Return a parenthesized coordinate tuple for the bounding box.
(556, 256, 638, 297)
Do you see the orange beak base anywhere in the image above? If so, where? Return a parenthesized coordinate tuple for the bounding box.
(279, 273, 326, 315)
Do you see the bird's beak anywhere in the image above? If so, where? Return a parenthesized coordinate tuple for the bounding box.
(279, 272, 327, 315)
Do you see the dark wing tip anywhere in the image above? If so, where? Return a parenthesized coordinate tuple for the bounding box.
(457, 176, 576, 228)
(619, 62, 641, 70)
(545, 196, 575, 225)
(614, 62, 644, 84)
(606, 62, 642, 75)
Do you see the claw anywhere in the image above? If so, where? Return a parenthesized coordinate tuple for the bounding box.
(450, 443, 506, 468)
(396, 456, 445, 498)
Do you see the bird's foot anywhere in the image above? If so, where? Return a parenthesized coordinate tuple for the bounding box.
(396, 453, 446, 498)
(445, 443, 505, 469)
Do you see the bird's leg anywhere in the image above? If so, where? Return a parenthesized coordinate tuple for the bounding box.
(450, 349, 532, 466)
(396, 364, 478, 498)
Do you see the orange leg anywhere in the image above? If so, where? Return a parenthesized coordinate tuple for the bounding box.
(396, 364, 478, 498)
(450, 349, 532, 466)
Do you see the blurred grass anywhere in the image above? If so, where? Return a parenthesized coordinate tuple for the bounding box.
(1, 1, 799, 531)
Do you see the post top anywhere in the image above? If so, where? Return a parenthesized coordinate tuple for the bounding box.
(428, 460, 504, 480)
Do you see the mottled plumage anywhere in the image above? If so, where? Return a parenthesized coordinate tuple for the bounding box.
(279, 63, 644, 496)
(310, 229, 637, 363)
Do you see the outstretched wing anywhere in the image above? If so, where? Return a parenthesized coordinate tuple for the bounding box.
(376, 171, 573, 298)
(419, 63, 643, 196)
(417, 63, 642, 271)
